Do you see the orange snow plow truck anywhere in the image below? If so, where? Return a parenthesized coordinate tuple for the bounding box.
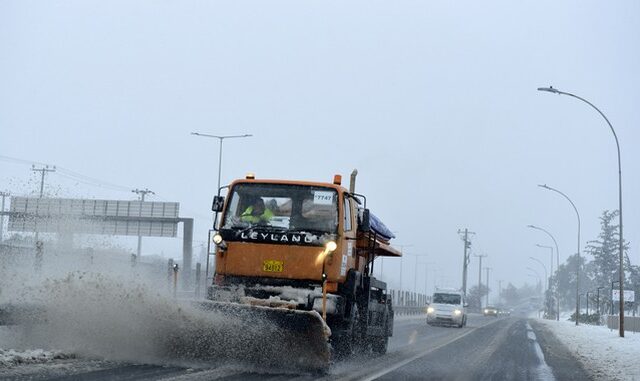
(205, 171, 401, 370)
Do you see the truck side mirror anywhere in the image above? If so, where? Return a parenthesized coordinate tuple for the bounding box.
(211, 196, 225, 212)
(359, 208, 371, 232)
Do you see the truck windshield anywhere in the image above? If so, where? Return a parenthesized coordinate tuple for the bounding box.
(432, 293, 461, 305)
(222, 183, 339, 234)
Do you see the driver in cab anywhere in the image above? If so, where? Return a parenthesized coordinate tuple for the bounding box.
(241, 198, 274, 224)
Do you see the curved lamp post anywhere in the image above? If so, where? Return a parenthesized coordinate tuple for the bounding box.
(538, 184, 581, 326)
(191, 132, 253, 200)
(538, 86, 624, 337)
(528, 225, 561, 321)
(529, 257, 548, 292)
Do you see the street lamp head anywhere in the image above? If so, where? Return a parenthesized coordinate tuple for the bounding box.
(537, 184, 550, 190)
(537, 86, 560, 94)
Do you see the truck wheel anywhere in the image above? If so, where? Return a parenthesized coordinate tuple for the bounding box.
(372, 335, 389, 355)
(332, 304, 358, 360)
(332, 330, 354, 360)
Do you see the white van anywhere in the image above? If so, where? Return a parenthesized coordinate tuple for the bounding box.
(426, 289, 467, 328)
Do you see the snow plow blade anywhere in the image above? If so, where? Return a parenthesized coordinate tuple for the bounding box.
(169, 300, 332, 372)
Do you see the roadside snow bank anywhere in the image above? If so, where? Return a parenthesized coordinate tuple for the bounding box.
(537, 319, 640, 381)
(0, 349, 70, 367)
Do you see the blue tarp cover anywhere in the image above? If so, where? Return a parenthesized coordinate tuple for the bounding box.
(369, 213, 395, 240)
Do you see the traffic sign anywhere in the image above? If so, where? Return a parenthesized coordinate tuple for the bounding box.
(612, 289, 635, 302)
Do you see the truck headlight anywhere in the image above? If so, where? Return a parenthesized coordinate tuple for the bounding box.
(453, 309, 462, 315)
(325, 241, 337, 252)
(213, 234, 223, 245)
(484, 309, 489, 314)
(427, 307, 435, 314)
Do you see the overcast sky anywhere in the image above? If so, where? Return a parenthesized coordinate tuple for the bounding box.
(1, 1, 639, 299)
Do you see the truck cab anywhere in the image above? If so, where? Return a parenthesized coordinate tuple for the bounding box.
(208, 174, 400, 357)
(426, 289, 467, 328)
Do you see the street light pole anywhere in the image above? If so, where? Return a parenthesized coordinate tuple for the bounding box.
(535, 244, 554, 290)
(484, 267, 491, 306)
(538, 86, 624, 337)
(191, 132, 253, 226)
(412, 253, 429, 293)
(539, 184, 581, 326)
(475, 253, 487, 309)
(535, 243, 554, 316)
(419, 262, 434, 298)
(396, 244, 413, 292)
(527, 267, 542, 292)
(529, 257, 548, 294)
(528, 225, 561, 321)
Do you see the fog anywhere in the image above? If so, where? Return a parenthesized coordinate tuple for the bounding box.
(1, 1, 639, 301)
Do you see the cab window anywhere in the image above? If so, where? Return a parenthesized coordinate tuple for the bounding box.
(343, 197, 352, 231)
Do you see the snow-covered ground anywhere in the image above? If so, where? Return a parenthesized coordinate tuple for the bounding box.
(0, 348, 70, 367)
(537, 318, 640, 381)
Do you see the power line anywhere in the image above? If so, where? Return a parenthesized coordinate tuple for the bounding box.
(0, 154, 132, 193)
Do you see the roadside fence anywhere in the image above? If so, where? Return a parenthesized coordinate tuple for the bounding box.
(607, 315, 640, 333)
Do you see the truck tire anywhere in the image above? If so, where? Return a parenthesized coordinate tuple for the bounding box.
(332, 304, 358, 360)
(371, 335, 389, 355)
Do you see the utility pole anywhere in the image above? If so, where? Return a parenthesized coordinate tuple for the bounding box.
(32, 165, 56, 199)
(132, 188, 155, 261)
(458, 229, 475, 296)
(0, 191, 9, 243)
(485, 267, 492, 306)
(474, 253, 487, 309)
(31, 165, 55, 263)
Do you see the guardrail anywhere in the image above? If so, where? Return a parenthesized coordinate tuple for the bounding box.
(607, 315, 640, 333)
(393, 306, 426, 316)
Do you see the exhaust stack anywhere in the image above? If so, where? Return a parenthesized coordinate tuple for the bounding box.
(349, 169, 358, 194)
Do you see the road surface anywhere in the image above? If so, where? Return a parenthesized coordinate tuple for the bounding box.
(0, 314, 591, 380)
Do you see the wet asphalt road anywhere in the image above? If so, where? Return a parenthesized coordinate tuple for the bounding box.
(1, 314, 591, 381)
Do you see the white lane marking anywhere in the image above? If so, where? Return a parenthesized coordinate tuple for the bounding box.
(526, 322, 556, 381)
(359, 318, 502, 381)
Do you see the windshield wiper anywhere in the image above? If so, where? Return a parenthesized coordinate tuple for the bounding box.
(288, 228, 331, 236)
(229, 225, 288, 235)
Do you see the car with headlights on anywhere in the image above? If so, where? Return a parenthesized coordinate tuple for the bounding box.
(483, 306, 499, 317)
(426, 289, 467, 328)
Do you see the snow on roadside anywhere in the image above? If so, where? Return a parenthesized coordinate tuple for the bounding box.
(0, 349, 71, 367)
(537, 318, 640, 381)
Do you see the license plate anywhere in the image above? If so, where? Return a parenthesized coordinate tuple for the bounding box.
(263, 260, 284, 272)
